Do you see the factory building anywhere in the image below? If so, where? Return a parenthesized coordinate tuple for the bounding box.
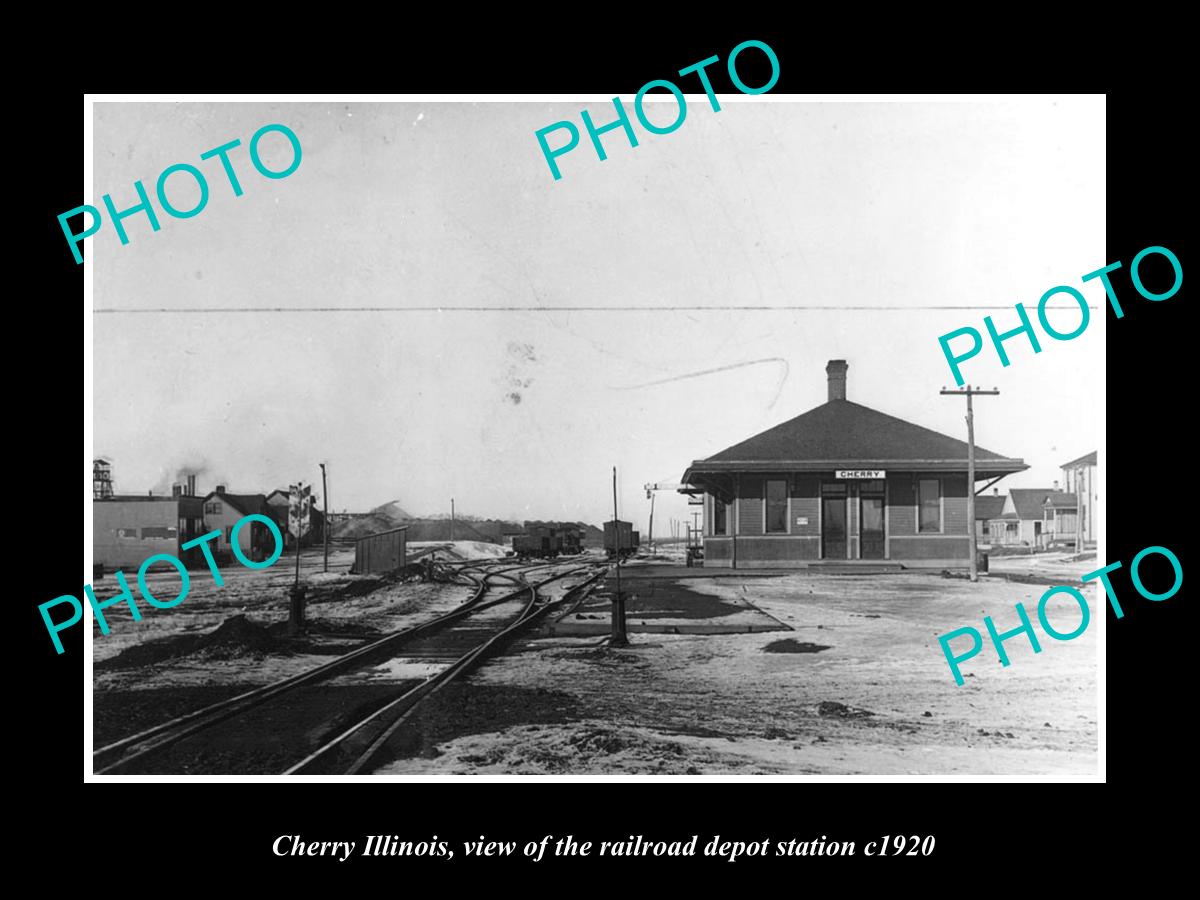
(680, 360, 1027, 569)
(93, 475, 206, 570)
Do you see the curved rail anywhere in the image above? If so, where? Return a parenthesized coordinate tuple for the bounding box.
(285, 566, 605, 775)
(92, 565, 534, 774)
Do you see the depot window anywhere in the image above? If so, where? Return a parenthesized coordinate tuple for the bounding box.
(766, 479, 788, 533)
(918, 478, 941, 533)
(713, 497, 728, 535)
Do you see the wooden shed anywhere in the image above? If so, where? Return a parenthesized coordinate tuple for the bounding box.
(352, 525, 409, 575)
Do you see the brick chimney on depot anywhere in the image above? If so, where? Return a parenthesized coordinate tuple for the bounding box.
(826, 359, 848, 402)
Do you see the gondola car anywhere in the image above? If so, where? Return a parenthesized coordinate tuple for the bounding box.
(557, 526, 584, 556)
(512, 524, 559, 559)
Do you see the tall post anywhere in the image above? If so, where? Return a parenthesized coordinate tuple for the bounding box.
(611, 466, 627, 646)
(319, 463, 329, 573)
(1080, 472, 1089, 556)
(941, 386, 1000, 583)
(451, 498, 455, 542)
(294, 485, 303, 590)
(289, 481, 306, 632)
(732, 474, 739, 570)
(966, 389, 976, 582)
(647, 491, 656, 553)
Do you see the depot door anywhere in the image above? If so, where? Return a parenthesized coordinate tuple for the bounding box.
(860, 496, 885, 559)
(821, 496, 847, 559)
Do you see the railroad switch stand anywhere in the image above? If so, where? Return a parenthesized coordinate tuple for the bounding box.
(288, 586, 307, 634)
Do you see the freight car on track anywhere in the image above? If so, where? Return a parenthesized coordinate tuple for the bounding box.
(510, 523, 587, 559)
(511, 525, 557, 559)
(603, 519, 639, 560)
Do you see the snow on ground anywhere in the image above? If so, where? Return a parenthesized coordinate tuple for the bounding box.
(379, 572, 1098, 776)
(636, 544, 690, 565)
(410, 541, 511, 561)
(92, 549, 1098, 775)
(331, 658, 447, 685)
(987, 550, 1100, 583)
(91, 547, 358, 664)
(92, 547, 474, 690)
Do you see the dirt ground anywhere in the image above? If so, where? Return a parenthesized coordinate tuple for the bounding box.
(90, 548, 477, 747)
(376, 570, 1099, 776)
(91, 551, 1098, 776)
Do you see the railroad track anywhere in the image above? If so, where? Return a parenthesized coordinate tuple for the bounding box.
(92, 560, 603, 775)
(285, 565, 604, 775)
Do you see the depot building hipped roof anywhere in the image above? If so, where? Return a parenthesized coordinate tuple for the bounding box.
(682, 362, 1027, 484)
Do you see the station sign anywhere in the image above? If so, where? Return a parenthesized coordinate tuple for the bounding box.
(288, 483, 312, 538)
(836, 469, 886, 480)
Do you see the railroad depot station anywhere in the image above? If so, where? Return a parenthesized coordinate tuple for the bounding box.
(680, 360, 1028, 569)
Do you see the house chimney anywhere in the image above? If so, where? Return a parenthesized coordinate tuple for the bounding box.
(172, 483, 182, 498)
(826, 359, 848, 402)
(187, 474, 196, 496)
(993, 488, 999, 495)
(216, 484, 226, 494)
(1053, 480, 1059, 491)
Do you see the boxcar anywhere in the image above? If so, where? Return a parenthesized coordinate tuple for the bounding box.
(603, 520, 637, 560)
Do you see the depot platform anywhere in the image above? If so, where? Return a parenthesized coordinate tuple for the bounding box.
(542, 567, 793, 636)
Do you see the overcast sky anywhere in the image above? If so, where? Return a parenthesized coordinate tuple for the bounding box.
(92, 98, 1104, 533)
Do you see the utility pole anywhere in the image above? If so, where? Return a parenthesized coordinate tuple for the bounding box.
(1080, 472, 1089, 556)
(646, 490, 656, 553)
(941, 386, 1000, 583)
(319, 463, 329, 573)
(451, 498, 455, 542)
(611, 466, 628, 646)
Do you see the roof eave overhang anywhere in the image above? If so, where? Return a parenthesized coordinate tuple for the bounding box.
(683, 458, 1029, 482)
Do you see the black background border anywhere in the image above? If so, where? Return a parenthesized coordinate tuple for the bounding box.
(20, 26, 1184, 883)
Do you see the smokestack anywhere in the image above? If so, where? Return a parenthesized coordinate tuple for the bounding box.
(826, 359, 848, 402)
(172, 484, 182, 498)
(216, 484, 226, 494)
(187, 474, 196, 496)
